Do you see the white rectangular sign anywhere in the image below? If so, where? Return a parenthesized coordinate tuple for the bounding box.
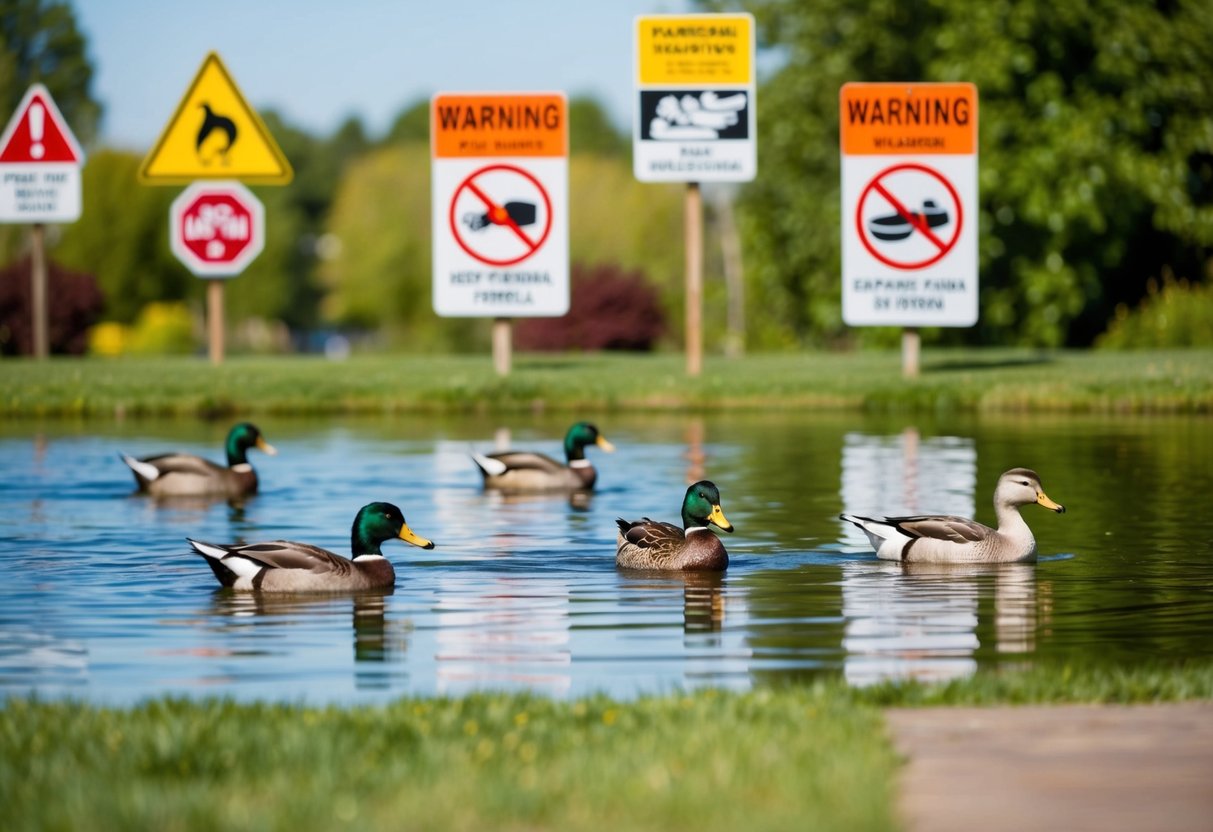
(840, 83, 978, 326)
(633, 14, 756, 183)
(431, 93, 568, 317)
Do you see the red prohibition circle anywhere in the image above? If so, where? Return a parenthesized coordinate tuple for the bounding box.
(856, 163, 963, 271)
(449, 164, 553, 267)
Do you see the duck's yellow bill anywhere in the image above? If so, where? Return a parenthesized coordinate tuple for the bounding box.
(1037, 492, 1065, 513)
(709, 504, 734, 532)
(256, 437, 278, 456)
(399, 523, 436, 550)
(596, 435, 616, 452)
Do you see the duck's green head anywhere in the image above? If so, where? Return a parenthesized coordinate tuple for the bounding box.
(681, 480, 734, 533)
(351, 501, 435, 557)
(225, 422, 277, 466)
(564, 422, 616, 461)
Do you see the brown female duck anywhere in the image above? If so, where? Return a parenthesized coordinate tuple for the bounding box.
(840, 468, 1066, 564)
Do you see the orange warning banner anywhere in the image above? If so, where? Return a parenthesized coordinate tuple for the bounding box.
(432, 93, 566, 159)
(840, 83, 977, 155)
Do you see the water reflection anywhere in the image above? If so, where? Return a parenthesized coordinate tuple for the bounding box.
(207, 590, 409, 690)
(432, 576, 572, 696)
(841, 561, 1037, 684)
(617, 570, 728, 636)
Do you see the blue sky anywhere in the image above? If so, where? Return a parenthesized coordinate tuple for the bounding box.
(74, 0, 703, 151)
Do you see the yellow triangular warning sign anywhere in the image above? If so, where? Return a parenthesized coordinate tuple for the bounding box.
(139, 52, 293, 185)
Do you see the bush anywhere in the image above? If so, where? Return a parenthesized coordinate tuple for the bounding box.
(515, 262, 666, 351)
(88, 302, 197, 356)
(0, 256, 104, 356)
(1097, 274, 1213, 349)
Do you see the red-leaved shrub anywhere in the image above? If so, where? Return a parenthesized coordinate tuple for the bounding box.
(0, 256, 105, 355)
(515, 262, 666, 351)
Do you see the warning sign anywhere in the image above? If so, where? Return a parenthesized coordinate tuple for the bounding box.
(139, 52, 293, 185)
(0, 84, 84, 223)
(634, 14, 756, 183)
(431, 93, 567, 317)
(840, 83, 978, 327)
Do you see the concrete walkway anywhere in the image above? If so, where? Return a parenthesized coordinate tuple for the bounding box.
(886, 703, 1213, 832)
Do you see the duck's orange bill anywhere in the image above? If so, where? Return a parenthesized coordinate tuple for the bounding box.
(256, 437, 278, 456)
(596, 436, 616, 452)
(399, 524, 435, 550)
(709, 504, 734, 532)
(1037, 492, 1066, 514)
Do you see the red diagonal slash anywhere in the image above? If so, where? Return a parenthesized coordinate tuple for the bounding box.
(465, 180, 538, 250)
(872, 181, 948, 251)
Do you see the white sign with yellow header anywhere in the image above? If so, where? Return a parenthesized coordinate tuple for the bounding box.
(633, 13, 756, 183)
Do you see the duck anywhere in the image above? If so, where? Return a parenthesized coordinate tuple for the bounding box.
(187, 502, 435, 592)
(616, 480, 734, 571)
(471, 421, 615, 492)
(121, 422, 276, 499)
(840, 468, 1066, 564)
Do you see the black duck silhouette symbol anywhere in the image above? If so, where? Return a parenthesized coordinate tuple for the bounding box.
(462, 201, 536, 231)
(196, 103, 238, 165)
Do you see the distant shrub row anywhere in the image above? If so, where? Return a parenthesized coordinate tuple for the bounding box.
(1098, 274, 1213, 349)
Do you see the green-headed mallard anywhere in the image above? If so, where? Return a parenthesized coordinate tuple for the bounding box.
(616, 480, 734, 571)
(121, 422, 276, 499)
(187, 502, 435, 592)
(471, 421, 615, 492)
(840, 467, 1066, 564)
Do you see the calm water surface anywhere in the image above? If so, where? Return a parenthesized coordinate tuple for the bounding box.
(2, 412, 1211, 704)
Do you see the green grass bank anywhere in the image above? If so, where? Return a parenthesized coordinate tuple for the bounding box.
(2, 349, 1211, 418)
(3, 663, 1210, 832)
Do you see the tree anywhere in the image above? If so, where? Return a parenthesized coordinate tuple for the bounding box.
(728, 0, 1213, 347)
(0, 0, 100, 144)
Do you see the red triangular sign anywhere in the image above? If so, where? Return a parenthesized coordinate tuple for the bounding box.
(0, 84, 84, 164)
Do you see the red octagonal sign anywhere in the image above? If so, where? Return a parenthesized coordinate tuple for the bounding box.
(170, 180, 264, 277)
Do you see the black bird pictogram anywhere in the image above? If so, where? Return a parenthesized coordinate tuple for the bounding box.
(196, 103, 238, 164)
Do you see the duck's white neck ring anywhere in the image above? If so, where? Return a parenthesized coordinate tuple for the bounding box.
(684, 526, 710, 535)
(569, 459, 592, 469)
(231, 463, 253, 473)
(352, 554, 387, 562)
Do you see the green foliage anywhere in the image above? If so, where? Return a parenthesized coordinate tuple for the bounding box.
(1097, 273, 1213, 349)
(318, 143, 479, 349)
(567, 95, 628, 157)
(382, 99, 429, 145)
(731, 0, 1213, 347)
(53, 150, 187, 322)
(1, 349, 1210, 418)
(0, 0, 101, 144)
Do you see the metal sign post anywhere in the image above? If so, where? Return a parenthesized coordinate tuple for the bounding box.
(685, 183, 703, 377)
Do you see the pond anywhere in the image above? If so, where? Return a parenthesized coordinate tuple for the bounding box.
(2, 412, 1211, 704)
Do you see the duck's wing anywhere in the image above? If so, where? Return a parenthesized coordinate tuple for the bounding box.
(478, 451, 567, 475)
(884, 514, 992, 544)
(189, 538, 350, 575)
(124, 452, 227, 481)
(616, 517, 685, 550)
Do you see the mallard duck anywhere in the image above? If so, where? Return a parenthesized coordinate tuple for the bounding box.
(616, 480, 734, 571)
(121, 422, 276, 499)
(187, 502, 435, 592)
(471, 422, 615, 492)
(840, 468, 1066, 564)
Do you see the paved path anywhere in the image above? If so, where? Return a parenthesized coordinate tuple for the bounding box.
(886, 703, 1213, 832)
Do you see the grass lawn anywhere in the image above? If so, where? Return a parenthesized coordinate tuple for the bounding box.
(1, 348, 1211, 418)
(2, 663, 1210, 832)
